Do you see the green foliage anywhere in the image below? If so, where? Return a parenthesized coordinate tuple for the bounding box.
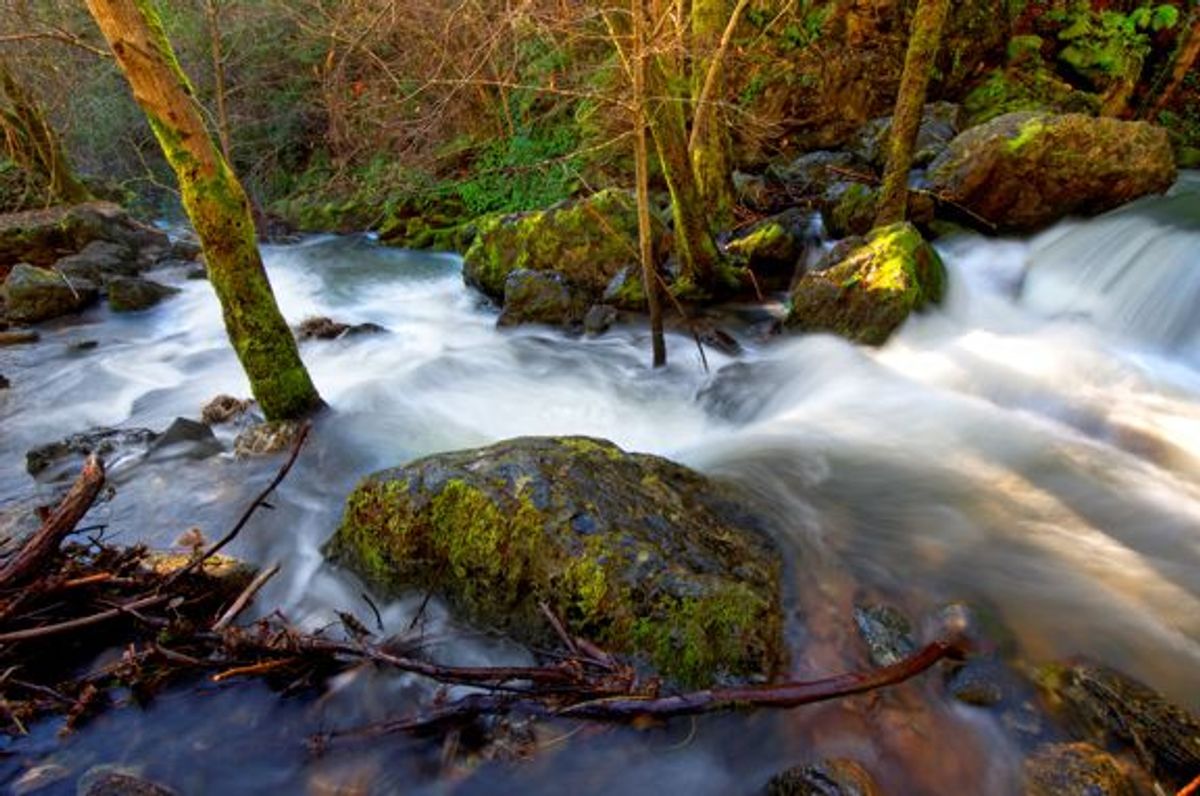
(455, 128, 580, 215)
(1056, 4, 1179, 85)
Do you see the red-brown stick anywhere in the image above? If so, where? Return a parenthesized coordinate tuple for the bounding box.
(0, 454, 105, 589)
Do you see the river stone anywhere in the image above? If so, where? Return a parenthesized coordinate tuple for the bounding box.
(0, 374, 9, 389)
(295, 315, 387, 341)
(1036, 660, 1200, 790)
(328, 436, 784, 686)
(766, 151, 863, 207)
(1023, 743, 1135, 796)
(583, 304, 618, 336)
(147, 417, 223, 460)
(787, 223, 946, 345)
(54, 240, 139, 285)
(462, 189, 666, 305)
(760, 759, 881, 796)
(927, 112, 1177, 234)
(850, 102, 964, 171)
(725, 208, 809, 289)
(2, 263, 98, 323)
(26, 427, 158, 478)
(201, 394, 253, 425)
(77, 765, 177, 796)
(821, 183, 878, 240)
(853, 603, 916, 668)
(107, 276, 180, 312)
(0, 201, 168, 268)
(0, 330, 38, 346)
(498, 269, 578, 327)
(234, 420, 304, 457)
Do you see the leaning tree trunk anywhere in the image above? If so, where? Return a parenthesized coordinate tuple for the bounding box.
(0, 60, 91, 205)
(688, 0, 741, 229)
(1146, 11, 1200, 120)
(873, 0, 951, 228)
(84, 0, 322, 420)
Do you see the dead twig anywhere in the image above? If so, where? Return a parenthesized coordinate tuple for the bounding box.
(0, 594, 170, 644)
(212, 561, 281, 631)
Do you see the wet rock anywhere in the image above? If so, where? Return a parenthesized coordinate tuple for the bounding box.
(295, 315, 387, 340)
(77, 764, 177, 796)
(850, 102, 964, 171)
(583, 304, 618, 336)
(822, 183, 878, 240)
(602, 265, 647, 311)
(1036, 660, 1200, 789)
(928, 112, 1177, 234)
(725, 209, 809, 290)
(809, 237, 865, 274)
(463, 189, 665, 305)
(106, 276, 180, 312)
(0, 329, 38, 346)
(945, 660, 1006, 707)
(147, 418, 222, 460)
(0, 201, 168, 268)
(234, 420, 304, 457)
(0, 374, 9, 389)
(498, 269, 577, 327)
(26, 427, 158, 478)
(53, 240, 139, 285)
(168, 238, 202, 261)
(328, 436, 784, 686)
(767, 151, 863, 207)
(853, 603, 916, 668)
(760, 759, 881, 796)
(787, 223, 946, 346)
(69, 339, 99, 352)
(201, 394, 253, 425)
(2, 263, 99, 323)
(1023, 743, 1135, 796)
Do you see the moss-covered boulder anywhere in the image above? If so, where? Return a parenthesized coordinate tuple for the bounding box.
(0, 202, 167, 270)
(2, 263, 99, 323)
(928, 112, 1176, 234)
(1023, 743, 1135, 796)
(328, 436, 784, 686)
(107, 276, 180, 312)
(724, 208, 809, 290)
(498, 269, 579, 327)
(822, 183, 879, 240)
(461, 189, 665, 305)
(787, 223, 946, 345)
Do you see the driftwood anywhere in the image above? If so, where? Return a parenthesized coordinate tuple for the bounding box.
(0, 453, 105, 588)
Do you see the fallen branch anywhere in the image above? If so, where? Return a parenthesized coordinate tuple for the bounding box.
(0, 454, 105, 589)
(0, 593, 170, 644)
(212, 561, 281, 631)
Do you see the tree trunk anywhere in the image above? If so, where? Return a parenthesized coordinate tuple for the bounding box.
(204, 0, 233, 162)
(1146, 12, 1200, 120)
(0, 60, 91, 205)
(688, 0, 739, 228)
(873, 0, 950, 228)
(633, 0, 666, 367)
(84, 0, 322, 421)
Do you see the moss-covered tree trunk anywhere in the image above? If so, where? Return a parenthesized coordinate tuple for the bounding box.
(873, 0, 950, 228)
(0, 60, 91, 206)
(84, 0, 322, 420)
(633, 0, 666, 367)
(1147, 11, 1200, 120)
(688, 0, 738, 228)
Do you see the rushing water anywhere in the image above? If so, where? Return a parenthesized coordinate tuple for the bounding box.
(1, 177, 1198, 794)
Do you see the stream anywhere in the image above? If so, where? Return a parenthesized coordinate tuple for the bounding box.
(0, 175, 1198, 794)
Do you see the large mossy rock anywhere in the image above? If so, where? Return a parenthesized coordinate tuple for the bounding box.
(0, 201, 168, 270)
(461, 189, 664, 304)
(2, 263, 98, 323)
(787, 223, 946, 345)
(328, 436, 784, 686)
(928, 112, 1176, 234)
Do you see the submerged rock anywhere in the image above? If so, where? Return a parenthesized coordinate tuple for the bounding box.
(3, 263, 99, 323)
(147, 417, 222, 460)
(1023, 743, 1135, 796)
(761, 759, 881, 796)
(787, 223, 946, 345)
(26, 427, 158, 478)
(77, 765, 177, 796)
(201, 394, 253, 425)
(234, 420, 304, 457)
(462, 189, 665, 305)
(106, 276, 180, 312)
(1036, 660, 1200, 790)
(295, 315, 387, 341)
(928, 112, 1176, 233)
(498, 269, 578, 327)
(853, 603, 916, 668)
(328, 436, 784, 686)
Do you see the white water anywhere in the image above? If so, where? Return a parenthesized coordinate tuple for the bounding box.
(1, 179, 1198, 793)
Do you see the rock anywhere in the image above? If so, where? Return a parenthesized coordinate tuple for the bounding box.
(0, 201, 168, 268)
(725, 208, 809, 290)
(945, 660, 1006, 707)
(2, 263, 99, 323)
(295, 316, 387, 340)
(927, 112, 1177, 234)
(809, 237, 865, 274)
(963, 65, 1100, 127)
(53, 240, 139, 285)
(0, 374, 9, 389)
(850, 102, 964, 171)
(822, 183, 878, 240)
(497, 269, 578, 327)
(0, 329, 38, 346)
(201, 394, 253, 425)
(1023, 743, 1135, 796)
(147, 417, 223, 460)
(602, 265, 647, 311)
(767, 151, 863, 207)
(732, 170, 770, 211)
(328, 436, 784, 686)
(462, 189, 665, 305)
(583, 304, 618, 336)
(1036, 660, 1200, 790)
(77, 765, 177, 796)
(106, 276, 181, 312)
(26, 427, 158, 478)
(761, 759, 881, 796)
(185, 264, 208, 280)
(853, 603, 916, 668)
(787, 223, 946, 346)
(168, 238, 202, 261)
(234, 420, 304, 457)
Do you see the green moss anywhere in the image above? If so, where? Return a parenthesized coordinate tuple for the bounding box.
(558, 437, 623, 460)
(1006, 116, 1047, 153)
